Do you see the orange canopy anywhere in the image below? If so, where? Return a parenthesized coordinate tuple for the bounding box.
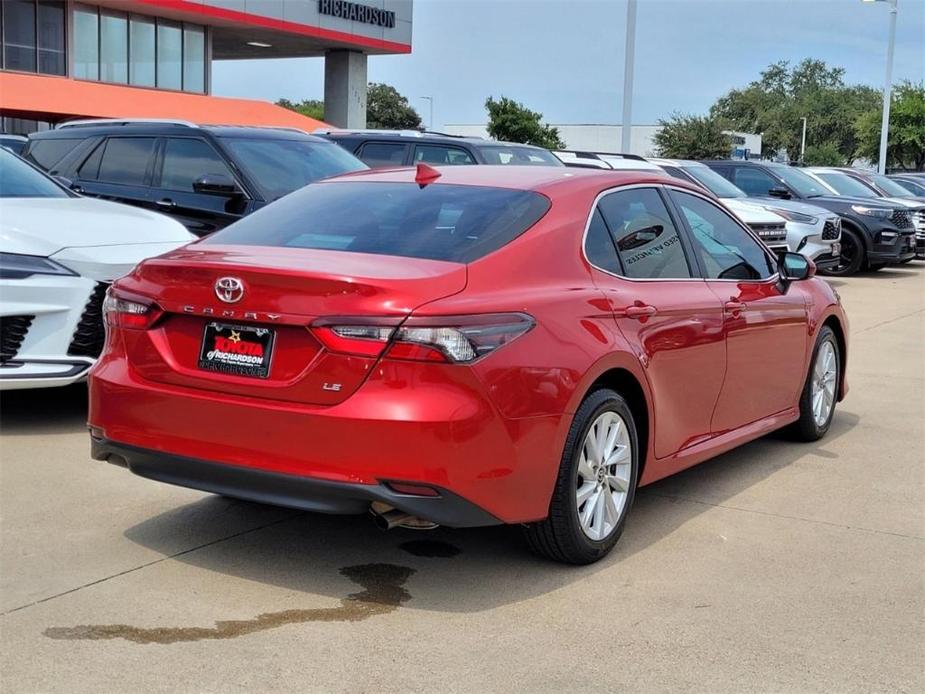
(0, 72, 328, 130)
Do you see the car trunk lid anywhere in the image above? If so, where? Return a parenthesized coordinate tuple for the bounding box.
(114, 245, 467, 405)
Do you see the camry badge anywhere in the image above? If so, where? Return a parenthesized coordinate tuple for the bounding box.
(215, 277, 245, 304)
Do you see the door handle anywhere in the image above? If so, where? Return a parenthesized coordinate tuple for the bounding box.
(624, 304, 658, 319)
(156, 198, 176, 208)
(724, 300, 747, 314)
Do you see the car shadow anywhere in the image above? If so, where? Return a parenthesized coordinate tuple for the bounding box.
(0, 383, 88, 436)
(119, 410, 861, 614)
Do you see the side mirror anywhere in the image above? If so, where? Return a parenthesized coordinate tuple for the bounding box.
(53, 175, 74, 189)
(779, 252, 815, 283)
(192, 173, 242, 196)
(768, 186, 791, 199)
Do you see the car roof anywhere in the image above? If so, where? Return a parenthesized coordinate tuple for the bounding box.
(647, 157, 707, 168)
(29, 122, 325, 142)
(319, 130, 551, 151)
(323, 164, 693, 196)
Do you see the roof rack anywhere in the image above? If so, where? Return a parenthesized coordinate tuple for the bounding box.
(56, 118, 198, 130)
(556, 150, 646, 162)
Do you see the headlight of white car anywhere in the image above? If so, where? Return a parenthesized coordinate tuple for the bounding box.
(0, 252, 77, 280)
(850, 205, 893, 220)
(763, 206, 818, 224)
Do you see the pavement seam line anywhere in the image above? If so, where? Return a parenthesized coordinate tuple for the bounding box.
(643, 492, 925, 540)
(854, 307, 925, 335)
(0, 511, 305, 618)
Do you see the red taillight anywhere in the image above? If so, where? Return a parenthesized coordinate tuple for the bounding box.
(103, 288, 162, 329)
(311, 313, 534, 364)
(311, 318, 403, 358)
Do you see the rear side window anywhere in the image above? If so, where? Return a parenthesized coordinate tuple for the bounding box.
(597, 188, 692, 279)
(27, 138, 81, 170)
(205, 182, 551, 263)
(414, 145, 474, 166)
(161, 138, 233, 192)
(584, 208, 621, 274)
(95, 137, 156, 185)
(357, 142, 407, 167)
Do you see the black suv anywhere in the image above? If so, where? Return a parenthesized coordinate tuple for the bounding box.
(317, 129, 563, 168)
(23, 120, 367, 235)
(703, 160, 916, 275)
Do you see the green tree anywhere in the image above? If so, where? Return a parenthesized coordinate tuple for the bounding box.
(652, 113, 732, 159)
(802, 142, 845, 166)
(710, 59, 879, 163)
(275, 98, 325, 122)
(366, 83, 422, 129)
(855, 81, 925, 171)
(484, 96, 564, 149)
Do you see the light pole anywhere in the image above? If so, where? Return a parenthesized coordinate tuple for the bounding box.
(419, 96, 434, 132)
(620, 0, 637, 153)
(800, 117, 807, 163)
(863, 0, 898, 173)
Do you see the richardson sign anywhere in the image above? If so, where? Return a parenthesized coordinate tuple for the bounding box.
(318, 0, 396, 28)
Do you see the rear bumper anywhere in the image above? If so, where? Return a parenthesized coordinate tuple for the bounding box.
(88, 359, 564, 525)
(91, 437, 501, 527)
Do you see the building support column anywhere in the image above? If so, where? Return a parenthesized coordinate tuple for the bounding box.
(324, 50, 367, 128)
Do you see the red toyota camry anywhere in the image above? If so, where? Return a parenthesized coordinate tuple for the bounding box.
(89, 165, 848, 564)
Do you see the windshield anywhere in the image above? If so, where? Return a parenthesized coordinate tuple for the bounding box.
(478, 145, 562, 167)
(205, 182, 551, 263)
(892, 177, 925, 195)
(814, 172, 877, 198)
(685, 164, 746, 198)
(771, 165, 832, 198)
(0, 150, 69, 198)
(869, 172, 914, 197)
(220, 138, 367, 201)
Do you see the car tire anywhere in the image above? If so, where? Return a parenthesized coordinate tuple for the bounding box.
(821, 227, 864, 277)
(523, 388, 638, 564)
(790, 325, 840, 442)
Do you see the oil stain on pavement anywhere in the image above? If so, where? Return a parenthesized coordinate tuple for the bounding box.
(43, 563, 415, 645)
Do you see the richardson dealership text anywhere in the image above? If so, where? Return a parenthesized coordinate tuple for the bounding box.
(318, 0, 396, 28)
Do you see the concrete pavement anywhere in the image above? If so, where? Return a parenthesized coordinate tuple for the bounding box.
(1, 265, 923, 693)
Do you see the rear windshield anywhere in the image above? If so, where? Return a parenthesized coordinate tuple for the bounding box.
(219, 137, 367, 201)
(478, 145, 563, 167)
(204, 181, 551, 263)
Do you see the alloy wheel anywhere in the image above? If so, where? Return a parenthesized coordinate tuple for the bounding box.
(830, 232, 859, 274)
(811, 340, 837, 427)
(576, 411, 632, 541)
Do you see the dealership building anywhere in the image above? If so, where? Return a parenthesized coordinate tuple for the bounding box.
(0, 0, 413, 134)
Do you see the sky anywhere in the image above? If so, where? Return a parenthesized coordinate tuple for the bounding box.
(212, 0, 925, 130)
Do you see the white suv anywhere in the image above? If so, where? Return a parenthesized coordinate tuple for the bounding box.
(0, 150, 193, 390)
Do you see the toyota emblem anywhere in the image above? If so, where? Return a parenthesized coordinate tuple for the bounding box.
(214, 276, 245, 304)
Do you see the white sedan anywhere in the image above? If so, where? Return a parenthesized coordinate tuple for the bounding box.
(1, 150, 193, 390)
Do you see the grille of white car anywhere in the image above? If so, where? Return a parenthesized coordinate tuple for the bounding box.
(67, 283, 109, 359)
(913, 209, 925, 240)
(822, 218, 841, 240)
(0, 315, 34, 363)
(749, 222, 787, 244)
